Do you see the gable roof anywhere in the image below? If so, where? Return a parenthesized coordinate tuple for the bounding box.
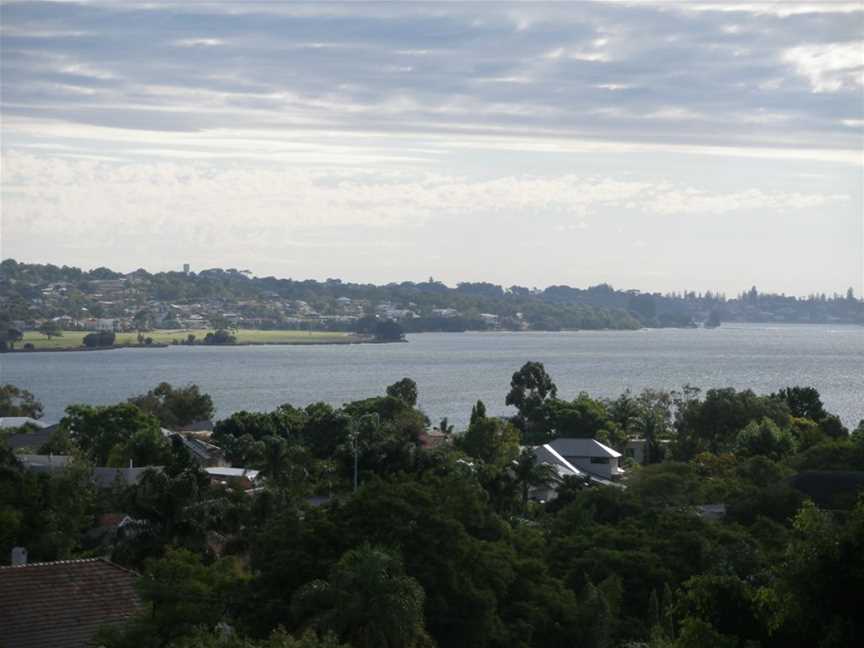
(0, 558, 141, 648)
(0, 417, 48, 430)
(533, 444, 585, 480)
(3, 428, 55, 451)
(548, 437, 622, 459)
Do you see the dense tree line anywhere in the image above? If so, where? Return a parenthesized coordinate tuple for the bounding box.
(11, 258, 861, 334)
(1, 373, 863, 647)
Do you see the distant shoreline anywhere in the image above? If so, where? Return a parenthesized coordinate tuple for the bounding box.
(4, 333, 383, 353)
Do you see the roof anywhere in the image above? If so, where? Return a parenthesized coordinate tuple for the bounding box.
(533, 444, 585, 480)
(549, 437, 622, 459)
(0, 417, 48, 430)
(92, 466, 161, 488)
(205, 466, 260, 480)
(0, 558, 141, 648)
(17, 454, 72, 468)
(3, 428, 55, 451)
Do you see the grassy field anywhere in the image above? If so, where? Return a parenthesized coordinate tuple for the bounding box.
(17, 329, 361, 351)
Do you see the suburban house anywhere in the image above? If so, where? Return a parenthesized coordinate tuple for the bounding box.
(17, 454, 162, 488)
(1, 422, 57, 452)
(205, 466, 261, 490)
(547, 437, 625, 481)
(0, 557, 141, 648)
(162, 428, 226, 466)
(0, 417, 48, 430)
(529, 444, 588, 502)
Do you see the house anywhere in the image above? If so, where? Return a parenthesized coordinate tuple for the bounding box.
(2, 427, 56, 452)
(17, 455, 162, 488)
(0, 557, 141, 648)
(547, 437, 625, 481)
(0, 417, 48, 430)
(418, 428, 449, 449)
(206, 466, 261, 490)
(529, 444, 588, 502)
(161, 428, 226, 466)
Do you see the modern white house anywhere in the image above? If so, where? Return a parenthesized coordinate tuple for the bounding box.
(547, 437, 625, 481)
(529, 444, 587, 502)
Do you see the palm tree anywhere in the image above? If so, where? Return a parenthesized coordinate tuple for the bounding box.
(513, 448, 557, 510)
(437, 417, 454, 436)
(291, 544, 432, 648)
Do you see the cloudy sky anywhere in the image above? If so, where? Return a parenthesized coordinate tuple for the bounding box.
(1, 1, 862, 295)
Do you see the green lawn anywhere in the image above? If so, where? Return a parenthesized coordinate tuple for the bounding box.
(18, 329, 359, 350)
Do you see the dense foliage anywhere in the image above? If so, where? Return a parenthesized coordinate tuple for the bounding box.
(2, 372, 863, 648)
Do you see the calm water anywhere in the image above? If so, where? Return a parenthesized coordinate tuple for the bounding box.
(2, 324, 862, 428)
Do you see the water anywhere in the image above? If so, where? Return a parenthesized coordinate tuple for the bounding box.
(2, 324, 862, 428)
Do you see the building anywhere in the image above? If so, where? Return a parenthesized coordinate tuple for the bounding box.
(206, 466, 261, 490)
(0, 557, 141, 648)
(529, 444, 588, 502)
(0, 417, 48, 430)
(547, 437, 625, 481)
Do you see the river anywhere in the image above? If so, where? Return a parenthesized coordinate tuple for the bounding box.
(2, 323, 862, 428)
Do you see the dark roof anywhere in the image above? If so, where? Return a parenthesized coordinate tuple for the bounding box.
(0, 558, 142, 648)
(3, 428, 55, 451)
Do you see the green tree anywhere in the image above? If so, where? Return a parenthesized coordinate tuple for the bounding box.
(513, 447, 556, 510)
(455, 416, 521, 468)
(773, 386, 827, 421)
(734, 418, 795, 461)
(291, 544, 433, 648)
(505, 361, 557, 442)
(0, 384, 44, 418)
(386, 378, 418, 407)
(374, 321, 404, 342)
(38, 319, 63, 338)
(129, 383, 215, 428)
(60, 403, 166, 465)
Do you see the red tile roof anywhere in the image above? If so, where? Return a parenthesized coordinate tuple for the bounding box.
(0, 558, 142, 648)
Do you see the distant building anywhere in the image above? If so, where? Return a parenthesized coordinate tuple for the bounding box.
(183, 263, 190, 274)
(0, 558, 142, 648)
(547, 438, 625, 481)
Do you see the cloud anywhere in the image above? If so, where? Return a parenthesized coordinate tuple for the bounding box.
(0, 0, 860, 164)
(783, 42, 864, 93)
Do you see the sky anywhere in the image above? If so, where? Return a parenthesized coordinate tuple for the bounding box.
(1, 1, 862, 296)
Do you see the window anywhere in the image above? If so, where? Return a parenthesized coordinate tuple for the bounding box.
(590, 457, 610, 464)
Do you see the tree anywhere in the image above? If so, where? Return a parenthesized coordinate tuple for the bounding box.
(513, 447, 556, 510)
(60, 403, 167, 465)
(455, 416, 521, 468)
(734, 418, 795, 461)
(374, 321, 404, 342)
(469, 400, 487, 426)
(204, 329, 236, 345)
(291, 544, 432, 648)
(129, 383, 215, 428)
(0, 325, 23, 351)
(505, 361, 557, 441)
(0, 384, 44, 418)
(98, 548, 245, 647)
(386, 378, 418, 407)
(773, 386, 827, 421)
(83, 331, 115, 347)
(38, 320, 63, 338)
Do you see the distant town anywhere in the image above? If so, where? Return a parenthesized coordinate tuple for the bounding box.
(1, 258, 861, 351)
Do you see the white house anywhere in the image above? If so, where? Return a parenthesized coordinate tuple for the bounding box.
(529, 444, 587, 502)
(547, 437, 625, 481)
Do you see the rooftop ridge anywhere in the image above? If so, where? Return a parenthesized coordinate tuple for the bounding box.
(0, 556, 139, 576)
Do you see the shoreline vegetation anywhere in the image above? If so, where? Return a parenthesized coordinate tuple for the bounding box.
(8, 329, 376, 352)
